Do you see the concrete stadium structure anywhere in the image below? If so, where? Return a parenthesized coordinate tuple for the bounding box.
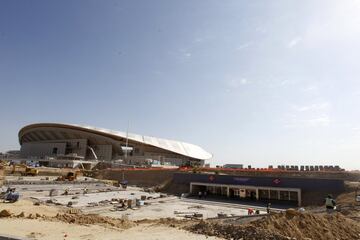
(18, 123, 212, 167)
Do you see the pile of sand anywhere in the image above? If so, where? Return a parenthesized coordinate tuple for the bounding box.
(0, 207, 135, 230)
(0, 209, 11, 218)
(53, 213, 135, 229)
(253, 210, 360, 240)
(336, 191, 358, 205)
(188, 220, 287, 240)
(0, 200, 63, 217)
(186, 210, 360, 240)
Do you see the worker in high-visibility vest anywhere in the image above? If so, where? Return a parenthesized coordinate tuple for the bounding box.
(325, 194, 336, 211)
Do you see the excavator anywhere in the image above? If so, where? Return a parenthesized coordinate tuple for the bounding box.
(56, 170, 81, 181)
(56, 147, 98, 181)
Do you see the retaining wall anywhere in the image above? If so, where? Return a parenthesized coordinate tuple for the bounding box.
(95, 169, 177, 187)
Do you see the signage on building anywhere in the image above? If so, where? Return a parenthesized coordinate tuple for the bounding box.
(209, 175, 215, 181)
(233, 177, 249, 183)
(273, 178, 281, 184)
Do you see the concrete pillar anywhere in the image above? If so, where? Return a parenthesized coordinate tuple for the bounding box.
(255, 188, 259, 200)
(277, 190, 280, 200)
(227, 187, 230, 197)
(298, 190, 302, 206)
(190, 183, 193, 194)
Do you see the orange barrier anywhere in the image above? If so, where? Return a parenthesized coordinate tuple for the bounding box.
(104, 167, 179, 171)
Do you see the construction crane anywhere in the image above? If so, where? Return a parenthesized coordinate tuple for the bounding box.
(87, 146, 98, 160)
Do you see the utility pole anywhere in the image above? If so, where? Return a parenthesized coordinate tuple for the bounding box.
(123, 121, 130, 182)
(125, 121, 130, 159)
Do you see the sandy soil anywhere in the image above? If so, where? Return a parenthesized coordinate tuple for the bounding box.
(0, 219, 222, 240)
(0, 200, 222, 239)
(0, 199, 64, 217)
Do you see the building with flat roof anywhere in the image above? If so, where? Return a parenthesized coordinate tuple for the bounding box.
(173, 172, 345, 206)
(18, 123, 212, 167)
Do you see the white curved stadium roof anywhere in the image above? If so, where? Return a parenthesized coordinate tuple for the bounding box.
(19, 123, 212, 160)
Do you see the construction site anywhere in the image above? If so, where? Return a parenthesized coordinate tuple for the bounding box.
(0, 160, 359, 240)
(0, 123, 359, 239)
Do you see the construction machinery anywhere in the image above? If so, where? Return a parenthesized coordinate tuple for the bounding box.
(120, 180, 128, 189)
(100, 179, 120, 187)
(1, 187, 19, 203)
(79, 162, 95, 177)
(56, 170, 81, 181)
(0, 164, 20, 203)
(11, 164, 39, 176)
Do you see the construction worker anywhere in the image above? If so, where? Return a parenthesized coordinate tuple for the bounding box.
(325, 194, 336, 211)
(266, 203, 271, 214)
(63, 188, 69, 195)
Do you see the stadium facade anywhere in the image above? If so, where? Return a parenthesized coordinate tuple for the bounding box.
(18, 123, 212, 167)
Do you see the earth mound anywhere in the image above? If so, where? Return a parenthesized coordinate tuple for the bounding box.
(186, 212, 360, 240)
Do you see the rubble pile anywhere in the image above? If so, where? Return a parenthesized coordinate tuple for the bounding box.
(187, 220, 288, 240)
(186, 210, 360, 240)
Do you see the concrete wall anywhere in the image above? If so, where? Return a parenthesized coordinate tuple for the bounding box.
(19, 139, 114, 161)
(20, 137, 196, 165)
(93, 145, 112, 160)
(20, 139, 89, 159)
(95, 169, 177, 187)
(64, 139, 87, 157)
(20, 142, 66, 158)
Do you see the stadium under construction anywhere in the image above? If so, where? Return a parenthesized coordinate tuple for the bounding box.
(18, 123, 212, 168)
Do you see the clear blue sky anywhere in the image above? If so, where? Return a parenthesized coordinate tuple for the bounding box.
(1, 0, 360, 170)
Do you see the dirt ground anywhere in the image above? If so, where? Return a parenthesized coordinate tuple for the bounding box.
(1, 200, 360, 240)
(0, 200, 221, 240)
(337, 181, 360, 205)
(0, 199, 64, 217)
(0, 219, 221, 240)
